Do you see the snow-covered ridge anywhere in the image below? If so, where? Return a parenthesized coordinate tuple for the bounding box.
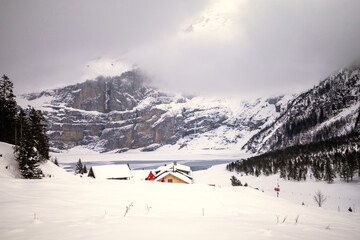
(243, 67, 360, 153)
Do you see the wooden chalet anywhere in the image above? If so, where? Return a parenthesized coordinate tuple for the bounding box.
(154, 162, 193, 184)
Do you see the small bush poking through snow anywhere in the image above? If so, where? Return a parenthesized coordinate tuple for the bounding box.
(124, 202, 134, 217)
(313, 190, 327, 207)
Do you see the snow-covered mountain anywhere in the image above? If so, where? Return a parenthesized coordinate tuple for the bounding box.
(18, 65, 359, 154)
(243, 66, 360, 153)
(18, 70, 290, 153)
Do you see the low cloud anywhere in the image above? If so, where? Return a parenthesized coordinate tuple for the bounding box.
(1, 0, 360, 97)
(125, 0, 360, 97)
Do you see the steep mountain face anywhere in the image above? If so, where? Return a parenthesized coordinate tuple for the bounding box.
(25, 71, 151, 113)
(20, 66, 359, 154)
(19, 70, 289, 152)
(243, 67, 360, 153)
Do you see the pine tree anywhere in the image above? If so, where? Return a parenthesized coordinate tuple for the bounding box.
(14, 109, 43, 179)
(54, 157, 59, 166)
(0, 74, 17, 144)
(75, 158, 83, 174)
(280, 166, 287, 179)
(230, 175, 242, 186)
(324, 160, 335, 183)
(255, 168, 261, 177)
(28, 108, 49, 161)
(82, 164, 87, 174)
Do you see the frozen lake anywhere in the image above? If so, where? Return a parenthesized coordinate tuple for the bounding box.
(61, 159, 236, 173)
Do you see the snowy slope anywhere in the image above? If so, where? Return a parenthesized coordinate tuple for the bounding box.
(0, 141, 75, 179)
(0, 168, 359, 240)
(0, 142, 21, 178)
(194, 164, 360, 213)
(1, 142, 359, 239)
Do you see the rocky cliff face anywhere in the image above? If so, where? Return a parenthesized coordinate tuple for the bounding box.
(19, 70, 290, 152)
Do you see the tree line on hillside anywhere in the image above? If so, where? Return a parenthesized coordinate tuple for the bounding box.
(227, 133, 359, 183)
(0, 75, 49, 179)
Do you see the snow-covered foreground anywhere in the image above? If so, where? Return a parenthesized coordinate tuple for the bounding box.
(1, 142, 359, 240)
(1, 177, 360, 240)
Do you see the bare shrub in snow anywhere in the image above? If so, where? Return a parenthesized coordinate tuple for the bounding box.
(313, 190, 327, 207)
(124, 202, 134, 217)
(146, 204, 152, 214)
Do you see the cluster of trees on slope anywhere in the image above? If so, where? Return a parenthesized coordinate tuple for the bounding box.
(227, 132, 359, 183)
(0, 75, 49, 179)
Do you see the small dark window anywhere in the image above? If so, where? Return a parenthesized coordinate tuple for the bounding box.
(168, 179, 173, 183)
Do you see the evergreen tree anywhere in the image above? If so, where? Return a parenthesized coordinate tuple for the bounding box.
(230, 175, 242, 186)
(340, 150, 356, 182)
(82, 164, 87, 174)
(254, 168, 261, 177)
(28, 108, 49, 161)
(75, 158, 83, 174)
(53, 157, 59, 166)
(14, 109, 43, 179)
(319, 107, 326, 123)
(0, 74, 17, 144)
(279, 166, 287, 179)
(324, 160, 335, 183)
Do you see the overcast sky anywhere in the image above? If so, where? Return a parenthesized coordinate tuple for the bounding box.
(1, 0, 360, 97)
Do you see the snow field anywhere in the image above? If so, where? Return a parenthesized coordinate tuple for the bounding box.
(194, 164, 360, 213)
(1, 142, 359, 240)
(1, 177, 359, 240)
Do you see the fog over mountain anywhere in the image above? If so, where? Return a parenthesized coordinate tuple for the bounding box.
(1, 0, 360, 97)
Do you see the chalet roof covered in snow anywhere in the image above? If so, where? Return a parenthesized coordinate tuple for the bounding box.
(154, 162, 193, 184)
(131, 169, 155, 181)
(155, 162, 192, 176)
(88, 164, 132, 179)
